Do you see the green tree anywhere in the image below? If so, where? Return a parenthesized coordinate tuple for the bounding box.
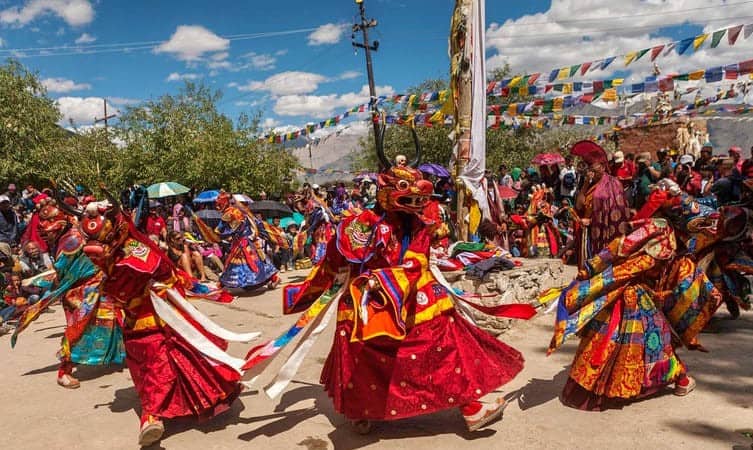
(115, 82, 299, 194)
(0, 59, 65, 183)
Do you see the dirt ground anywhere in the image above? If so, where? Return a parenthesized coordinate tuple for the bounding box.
(1, 269, 752, 450)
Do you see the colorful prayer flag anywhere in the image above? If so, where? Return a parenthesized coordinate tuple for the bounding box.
(624, 51, 638, 67)
(580, 62, 592, 75)
(710, 29, 726, 48)
(601, 56, 616, 70)
(677, 37, 694, 55)
(693, 33, 708, 51)
(650, 45, 665, 61)
(728, 24, 743, 45)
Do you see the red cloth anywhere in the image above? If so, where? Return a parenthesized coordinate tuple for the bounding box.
(20, 213, 49, 252)
(145, 215, 166, 237)
(613, 162, 635, 181)
(321, 311, 523, 421)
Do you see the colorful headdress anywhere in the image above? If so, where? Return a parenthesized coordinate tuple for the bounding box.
(79, 187, 130, 271)
(374, 124, 433, 213)
(215, 190, 233, 211)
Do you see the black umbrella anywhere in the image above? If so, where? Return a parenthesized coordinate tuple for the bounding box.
(195, 209, 222, 228)
(248, 200, 293, 218)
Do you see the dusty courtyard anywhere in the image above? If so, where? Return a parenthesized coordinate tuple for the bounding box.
(1, 269, 751, 450)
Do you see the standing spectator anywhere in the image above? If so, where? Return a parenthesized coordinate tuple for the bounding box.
(558, 156, 577, 205)
(499, 165, 512, 187)
(694, 143, 714, 172)
(649, 149, 672, 180)
(611, 151, 636, 187)
(0, 195, 19, 257)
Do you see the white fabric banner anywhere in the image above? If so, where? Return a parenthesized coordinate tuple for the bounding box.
(459, 0, 490, 219)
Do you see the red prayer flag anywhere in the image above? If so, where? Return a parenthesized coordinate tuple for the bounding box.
(580, 62, 592, 75)
(528, 73, 540, 85)
(650, 45, 665, 61)
(739, 59, 753, 75)
(728, 24, 743, 45)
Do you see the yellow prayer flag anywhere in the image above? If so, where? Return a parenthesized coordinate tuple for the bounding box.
(689, 70, 705, 80)
(440, 91, 453, 115)
(557, 67, 569, 80)
(429, 110, 444, 123)
(408, 94, 417, 105)
(508, 76, 522, 87)
(602, 88, 617, 102)
(519, 85, 529, 97)
(507, 103, 517, 115)
(612, 79, 624, 86)
(553, 97, 564, 111)
(624, 51, 638, 67)
(563, 83, 573, 94)
(693, 33, 708, 51)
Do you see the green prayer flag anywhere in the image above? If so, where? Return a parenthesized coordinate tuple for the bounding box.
(710, 29, 726, 48)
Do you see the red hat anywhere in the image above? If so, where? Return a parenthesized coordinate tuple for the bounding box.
(728, 146, 742, 155)
(570, 140, 608, 167)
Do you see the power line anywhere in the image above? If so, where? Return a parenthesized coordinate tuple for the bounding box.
(495, 0, 753, 27)
(0, 26, 322, 57)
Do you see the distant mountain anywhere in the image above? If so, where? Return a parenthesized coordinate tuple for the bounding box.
(289, 124, 369, 184)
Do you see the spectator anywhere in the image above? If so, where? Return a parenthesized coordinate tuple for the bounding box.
(4, 184, 19, 207)
(146, 207, 168, 241)
(558, 156, 577, 205)
(711, 158, 741, 205)
(166, 231, 207, 282)
(694, 143, 714, 172)
(729, 146, 744, 175)
(19, 241, 53, 277)
(0, 195, 19, 256)
(498, 164, 512, 187)
(649, 148, 673, 180)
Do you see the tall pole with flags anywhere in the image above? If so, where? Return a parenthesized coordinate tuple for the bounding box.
(450, 0, 488, 241)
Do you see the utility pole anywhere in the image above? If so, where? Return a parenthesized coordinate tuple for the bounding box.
(94, 98, 116, 131)
(352, 0, 381, 160)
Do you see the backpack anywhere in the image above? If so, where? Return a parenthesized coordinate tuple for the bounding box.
(562, 172, 576, 190)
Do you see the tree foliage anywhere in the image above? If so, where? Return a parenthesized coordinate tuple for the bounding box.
(0, 59, 65, 182)
(0, 61, 299, 195)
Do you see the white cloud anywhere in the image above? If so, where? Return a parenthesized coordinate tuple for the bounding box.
(109, 97, 140, 106)
(0, 0, 94, 27)
(74, 32, 95, 44)
(273, 84, 394, 118)
(307, 23, 347, 46)
(275, 49, 288, 56)
(244, 52, 277, 71)
(154, 25, 229, 61)
(41, 77, 91, 93)
(55, 96, 116, 125)
(338, 70, 361, 80)
(238, 71, 328, 96)
(486, 0, 753, 82)
(166, 72, 201, 82)
(261, 117, 280, 129)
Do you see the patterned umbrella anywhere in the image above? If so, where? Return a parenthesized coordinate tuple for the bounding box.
(418, 163, 451, 178)
(193, 190, 220, 203)
(147, 182, 190, 198)
(531, 153, 565, 166)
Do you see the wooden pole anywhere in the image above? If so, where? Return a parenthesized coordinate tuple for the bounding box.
(451, 0, 473, 241)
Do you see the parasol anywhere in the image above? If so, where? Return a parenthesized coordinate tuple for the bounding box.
(233, 193, 253, 204)
(147, 182, 190, 198)
(418, 163, 451, 178)
(498, 185, 519, 200)
(531, 153, 565, 166)
(353, 173, 377, 183)
(249, 200, 293, 218)
(195, 209, 222, 228)
(193, 190, 220, 203)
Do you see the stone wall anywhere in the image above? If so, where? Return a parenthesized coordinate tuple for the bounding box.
(446, 259, 577, 336)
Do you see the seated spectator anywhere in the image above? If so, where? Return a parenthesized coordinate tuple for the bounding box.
(18, 241, 53, 277)
(146, 207, 168, 242)
(166, 231, 207, 282)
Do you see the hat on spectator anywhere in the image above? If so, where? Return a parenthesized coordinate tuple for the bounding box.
(0, 195, 9, 203)
(701, 142, 713, 151)
(572, 141, 609, 167)
(679, 154, 694, 165)
(636, 152, 651, 163)
(728, 146, 742, 156)
(613, 151, 624, 163)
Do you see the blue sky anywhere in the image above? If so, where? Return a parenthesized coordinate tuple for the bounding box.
(1, 0, 751, 133)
